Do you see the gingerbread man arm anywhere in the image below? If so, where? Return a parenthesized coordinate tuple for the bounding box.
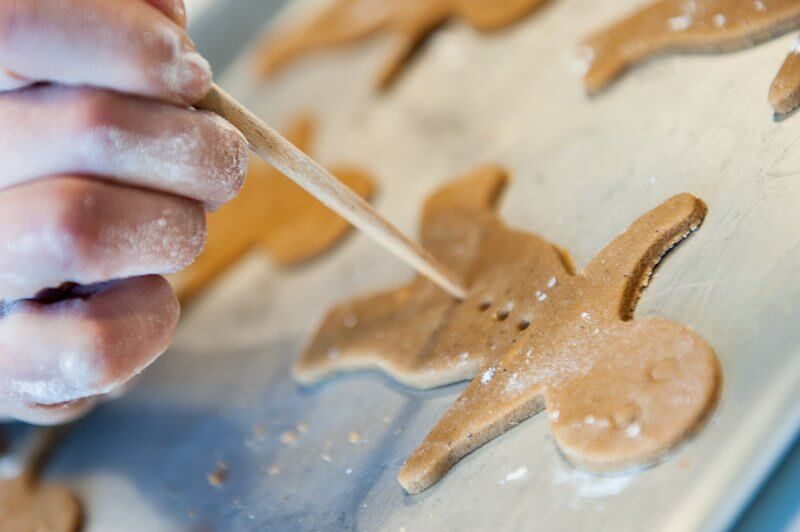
(582, 0, 800, 94)
(582, 193, 707, 321)
(398, 350, 549, 494)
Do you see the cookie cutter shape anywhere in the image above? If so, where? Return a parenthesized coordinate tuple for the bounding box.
(298, 165, 721, 494)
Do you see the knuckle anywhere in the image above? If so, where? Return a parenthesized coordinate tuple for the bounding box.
(42, 179, 101, 272)
(68, 90, 121, 134)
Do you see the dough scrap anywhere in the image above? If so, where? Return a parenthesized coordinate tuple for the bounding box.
(0, 427, 81, 532)
(297, 165, 721, 494)
(769, 46, 800, 116)
(170, 114, 375, 303)
(253, 0, 548, 89)
(0, 476, 81, 532)
(581, 0, 800, 114)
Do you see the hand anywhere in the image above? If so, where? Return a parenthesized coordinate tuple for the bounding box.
(0, 0, 248, 424)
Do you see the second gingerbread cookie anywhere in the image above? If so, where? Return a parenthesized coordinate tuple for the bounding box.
(298, 166, 721, 494)
(254, 0, 549, 89)
(581, 0, 800, 115)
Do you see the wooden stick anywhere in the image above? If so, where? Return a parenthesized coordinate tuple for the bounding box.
(196, 83, 468, 300)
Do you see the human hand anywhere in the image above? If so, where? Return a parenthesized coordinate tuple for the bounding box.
(0, 0, 248, 423)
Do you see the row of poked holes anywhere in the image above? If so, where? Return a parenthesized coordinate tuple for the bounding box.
(478, 300, 530, 331)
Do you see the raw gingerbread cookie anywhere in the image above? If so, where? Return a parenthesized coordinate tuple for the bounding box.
(298, 165, 721, 494)
(581, 0, 800, 103)
(254, 0, 548, 89)
(170, 114, 375, 302)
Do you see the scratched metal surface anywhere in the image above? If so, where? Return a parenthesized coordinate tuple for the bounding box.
(45, 0, 800, 530)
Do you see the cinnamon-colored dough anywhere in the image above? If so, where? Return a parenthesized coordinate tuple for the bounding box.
(0, 476, 81, 532)
(769, 48, 800, 116)
(254, 0, 548, 89)
(170, 114, 375, 302)
(581, 0, 800, 104)
(297, 166, 721, 494)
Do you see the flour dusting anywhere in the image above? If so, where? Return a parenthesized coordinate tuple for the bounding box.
(554, 466, 633, 505)
(499, 466, 529, 485)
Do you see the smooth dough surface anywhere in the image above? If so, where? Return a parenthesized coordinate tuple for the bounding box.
(581, 0, 800, 115)
(253, 0, 548, 89)
(297, 166, 721, 494)
(170, 114, 375, 303)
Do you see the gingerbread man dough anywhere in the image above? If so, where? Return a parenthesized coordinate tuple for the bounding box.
(581, 0, 800, 115)
(298, 166, 721, 494)
(254, 0, 548, 89)
(170, 114, 375, 302)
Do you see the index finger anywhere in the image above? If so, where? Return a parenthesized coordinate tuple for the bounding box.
(0, 0, 209, 105)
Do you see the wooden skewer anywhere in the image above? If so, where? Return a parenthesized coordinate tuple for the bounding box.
(196, 83, 468, 300)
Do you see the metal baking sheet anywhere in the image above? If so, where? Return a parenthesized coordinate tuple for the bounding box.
(47, 0, 800, 530)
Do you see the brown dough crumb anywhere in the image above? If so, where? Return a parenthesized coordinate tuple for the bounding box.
(581, 0, 800, 113)
(280, 431, 298, 444)
(254, 0, 549, 89)
(207, 463, 228, 487)
(297, 165, 721, 494)
(170, 114, 375, 303)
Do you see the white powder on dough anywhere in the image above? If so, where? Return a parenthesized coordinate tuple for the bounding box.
(481, 366, 495, 384)
(667, 15, 693, 31)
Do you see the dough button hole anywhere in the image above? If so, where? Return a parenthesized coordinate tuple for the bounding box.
(478, 301, 492, 312)
(517, 320, 531, 331)
(494, 309, 510, 321)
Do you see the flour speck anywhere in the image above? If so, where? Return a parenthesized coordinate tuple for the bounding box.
(500, 466, 529, 485)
